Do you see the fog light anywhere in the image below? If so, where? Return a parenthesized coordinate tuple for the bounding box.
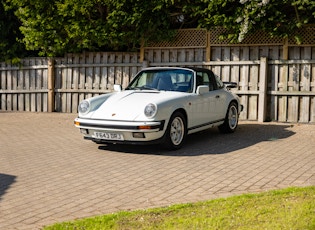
(80, 129, 89, 135)
(133, 132, 145, 138)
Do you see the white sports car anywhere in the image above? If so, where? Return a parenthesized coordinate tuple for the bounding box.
(74, 67, 243, 150)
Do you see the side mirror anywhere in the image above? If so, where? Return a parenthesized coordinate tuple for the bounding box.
(223, 82, 237, 89)
(196, 85, 209, 95)
(114, 84, 122, 92)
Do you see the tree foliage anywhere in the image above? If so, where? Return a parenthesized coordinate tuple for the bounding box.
(1, 0, 314, 60)
(0, 1, 33, 62)
(188, 0, 315, 43)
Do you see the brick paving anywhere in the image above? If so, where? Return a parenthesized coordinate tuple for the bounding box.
(0, 112, 314, 229)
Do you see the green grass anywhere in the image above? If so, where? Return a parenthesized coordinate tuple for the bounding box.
(44, 186, 315, 230)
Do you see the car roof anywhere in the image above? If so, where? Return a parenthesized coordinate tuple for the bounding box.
(141, 66, 211, 73)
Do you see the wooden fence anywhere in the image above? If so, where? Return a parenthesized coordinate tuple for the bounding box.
(1, 28, 314, 122)
(1, 53, 314, 123)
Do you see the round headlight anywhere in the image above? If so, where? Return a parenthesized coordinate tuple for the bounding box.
(144, 103, 157, 118)
(78, 100, 90, 114)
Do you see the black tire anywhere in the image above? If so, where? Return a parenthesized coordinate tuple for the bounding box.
(218, 102, 239, 133)
(164, 112, 187, 150)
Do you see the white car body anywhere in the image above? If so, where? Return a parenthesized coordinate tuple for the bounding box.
(74, 67, 242, 150)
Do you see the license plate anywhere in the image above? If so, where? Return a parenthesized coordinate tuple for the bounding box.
(92, 132, 124, 141)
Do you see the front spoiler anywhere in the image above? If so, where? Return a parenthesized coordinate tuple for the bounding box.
(84, 136, 165, 145)
(74, 117, 165, 132)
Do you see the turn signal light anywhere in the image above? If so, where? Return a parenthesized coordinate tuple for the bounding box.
(138, 125, 151, 130)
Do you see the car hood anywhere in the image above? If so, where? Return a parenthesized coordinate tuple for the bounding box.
(89, 90, 182, 121)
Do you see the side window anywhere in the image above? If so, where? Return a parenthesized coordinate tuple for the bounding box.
(196, 71, 216, 91)
(208, 74, 217, 91)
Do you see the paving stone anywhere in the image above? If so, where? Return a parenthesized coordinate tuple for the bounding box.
(0, 112, 314, 229)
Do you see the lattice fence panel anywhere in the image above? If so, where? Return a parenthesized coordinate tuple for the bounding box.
(146, 27, 314, 48)
(288, 27, 315, 46)
(209, 27, 283, 46)
(146, 29, 207, 48)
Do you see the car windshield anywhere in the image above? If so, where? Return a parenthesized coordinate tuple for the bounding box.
(126, 69, 194, 92)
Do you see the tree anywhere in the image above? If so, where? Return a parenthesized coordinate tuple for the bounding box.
(3, 0, 315, 59)
(6, 0, 111, 57)
(0, 0, 31, 62)
(185, 0, 315, 43)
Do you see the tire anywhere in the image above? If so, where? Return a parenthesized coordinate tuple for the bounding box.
(164, 112, 187, 150)
(218, 102, 239, 133)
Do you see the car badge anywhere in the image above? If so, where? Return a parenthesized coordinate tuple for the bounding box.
(112, 113, 116, 116)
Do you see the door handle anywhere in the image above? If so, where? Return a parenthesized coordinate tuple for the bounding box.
(215, 95, 220, 98)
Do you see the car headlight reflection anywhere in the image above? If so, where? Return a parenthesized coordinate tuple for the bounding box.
(144, 103, 157, 118)
(78, 100, 90, 114)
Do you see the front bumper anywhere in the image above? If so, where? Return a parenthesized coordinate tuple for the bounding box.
(74, 117, 166, 143)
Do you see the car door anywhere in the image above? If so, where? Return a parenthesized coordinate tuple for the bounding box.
(207, 71, 226, 121)
(188, 71, 218, 128)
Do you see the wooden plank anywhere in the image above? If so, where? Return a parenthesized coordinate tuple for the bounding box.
(107, 53, 115, 91)
(178, 49, 186, 62)
(231, 47, 240, 83)
(42, 59, 48, 112)
(131, 53, 140, 82)
(100, 53, 108, 92)
(162, 49, 170, 63)
(258, 57, 268, 122)
(288, 47, 300, 122)
(248, 47, 259, 120)
(65, 55, 73, 113)
(12, 67, 18, 111)
(188, 49, 195, 62)
(170, 49, 178, 63)
(1, 62, 7, 110)
(54, 58, 63, 112)
(211, 47, 222, 77)
(122, 53, 130, 89)
(29, 59, 37, 112)
(311, 47, 315, 122)
(300, 47, 311, 122)
(278, 64, 288, 122)
(47, 58, 55, 112)
(61, 57, 68, 112)
(146, 50, 154, 64)
(115, 53, 122, 86)
(71, 55, 80, 113)
(221, 47, 231, 82)
(154, 49, 162, 63)
(239, 47, 250, 120)
(269, 47, 280, 121)
(36, 58, 43, 112)
(6, 68, 12, 111)
(17, 66, 24, 111)
(79, 54, 86, 104)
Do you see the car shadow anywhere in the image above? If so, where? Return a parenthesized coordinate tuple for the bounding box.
(0, 173, 16, 202)
(98, 123, 296, 156)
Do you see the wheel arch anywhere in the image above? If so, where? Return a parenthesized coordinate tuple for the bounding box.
(229, 99, 240, 112)
(171, 108, 188, 126)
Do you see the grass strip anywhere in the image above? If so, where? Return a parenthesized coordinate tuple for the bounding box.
(44, 186, 315, 230)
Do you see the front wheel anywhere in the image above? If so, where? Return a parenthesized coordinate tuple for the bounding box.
(218, 102, 239, 133)
(164, 112, 187, 150)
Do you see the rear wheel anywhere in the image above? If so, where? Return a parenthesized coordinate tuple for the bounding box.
(218, 102, 239, 133)
(164, 112, 186, 150)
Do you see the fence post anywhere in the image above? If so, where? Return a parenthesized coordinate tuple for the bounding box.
(140, 39, 145, 63)
(47, 58, 55, 112)
(258, 57, 268, 122)
(206, 31, 211, 62)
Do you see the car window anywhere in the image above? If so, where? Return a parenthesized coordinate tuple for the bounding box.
(127, 69, 193, 92)
(196, 71, 217, 91)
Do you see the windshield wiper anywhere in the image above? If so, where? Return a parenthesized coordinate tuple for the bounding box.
(132, 86, 157, 90)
